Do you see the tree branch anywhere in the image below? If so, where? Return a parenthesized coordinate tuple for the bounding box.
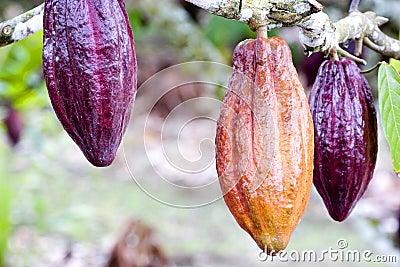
(186, 1, 400, 59)
(0, 4, 44, 48)
(298, 10, 400, 59)
(185, 0, 323, 30)
(366, 25, 400, 58)
(349, 0, 360, 13)
(0, 1, 400, 61)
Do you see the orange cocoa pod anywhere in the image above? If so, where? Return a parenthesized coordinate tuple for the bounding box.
(215, 36, 314, 253)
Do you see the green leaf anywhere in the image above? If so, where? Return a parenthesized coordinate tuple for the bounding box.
(378, 62, 400, 172)
(389, 58, 400, 72)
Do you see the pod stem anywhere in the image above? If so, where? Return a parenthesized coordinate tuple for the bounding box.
(361, 61, 384, 74)
(256, 26, 268, 39)
(337, 47, 367, 65)
(330, 49, 339, 61)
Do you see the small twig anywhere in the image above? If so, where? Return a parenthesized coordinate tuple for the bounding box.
(349, 0, 360, 13)
(337, 46, 367, 65)
(375, 16, 389, 26)
(363, 37, 385, 52)
(354, 38, 363, 56)
(361, 61, 384, 74)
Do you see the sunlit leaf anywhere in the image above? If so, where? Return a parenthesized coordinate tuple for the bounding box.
(389, 58, 400, 72)
(378, 62, 400, 173)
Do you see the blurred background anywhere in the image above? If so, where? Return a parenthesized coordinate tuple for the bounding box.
(0, 0, 400, 266)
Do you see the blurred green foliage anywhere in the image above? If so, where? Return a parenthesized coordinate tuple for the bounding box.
(203, 16, 255, 58)
(0, 147, 12, 266)
(128, 9, 146, 41)
(0, 27, 47, 267)
(0, 31, 48, 110)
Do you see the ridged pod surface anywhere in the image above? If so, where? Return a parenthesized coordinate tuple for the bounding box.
(309, 57, 378, 221)
(215, 36, 314, 253)
(42, 0, 137, 167)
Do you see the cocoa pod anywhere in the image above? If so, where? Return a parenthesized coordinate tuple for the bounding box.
(216, 36, 314, 253)
(397, 208, 400, 247)
(3, 106, 23, 147)
(309, 57, 378, 222)
(42, 0, 137, 167)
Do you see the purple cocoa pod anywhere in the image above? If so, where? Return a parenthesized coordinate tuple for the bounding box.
(309, 57, 378, 221)
(42, 0, 137, 167)
(3, 106, 23, 147)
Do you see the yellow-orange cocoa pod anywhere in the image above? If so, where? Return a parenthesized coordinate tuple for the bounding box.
(215, 36, 314, 253)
